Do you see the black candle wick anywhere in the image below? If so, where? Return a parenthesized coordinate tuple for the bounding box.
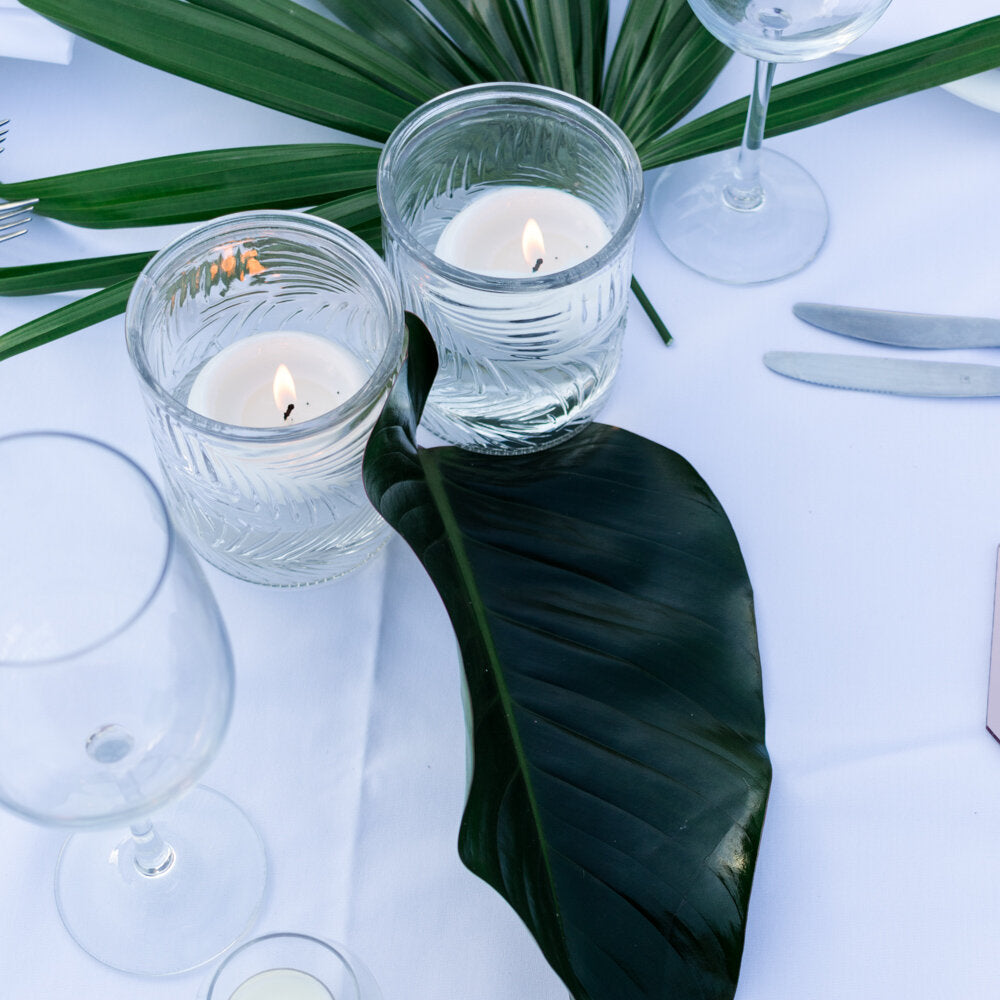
(532, 257, 543, 273)
(283, 402, 295, 421)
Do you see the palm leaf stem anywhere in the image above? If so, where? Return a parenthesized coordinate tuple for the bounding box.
(631, 277, 671, 345)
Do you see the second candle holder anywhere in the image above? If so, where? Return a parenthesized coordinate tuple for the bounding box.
(378, 83, 643, 455)
(126, 211, 406, 587)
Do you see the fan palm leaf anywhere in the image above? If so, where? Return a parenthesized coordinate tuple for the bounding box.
(3, 1, 998, 361)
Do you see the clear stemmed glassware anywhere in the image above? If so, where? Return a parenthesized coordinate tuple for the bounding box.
(650, 0, 892, 284)
(0, 432, 266, 976)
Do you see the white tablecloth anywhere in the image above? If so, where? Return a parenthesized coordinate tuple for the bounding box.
(2, 7, 1000, 998)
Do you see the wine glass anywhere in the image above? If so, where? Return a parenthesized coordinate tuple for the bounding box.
(650, 0, 892, 284)
(0, 432, 266, 975)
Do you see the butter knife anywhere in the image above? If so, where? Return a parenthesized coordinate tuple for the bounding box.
(793, 302, 1000, 349)
(764, 351, 1000, 396)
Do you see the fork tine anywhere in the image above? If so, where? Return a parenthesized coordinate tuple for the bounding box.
(0, 124, 30, 241)
(0, 197, 36, 242)
(0, 198, 38, 217)
(0, 215, 32, 232)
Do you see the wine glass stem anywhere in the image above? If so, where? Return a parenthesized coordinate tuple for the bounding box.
(84, 725, 178, 877)
(129, 817, 176, 877)
(724, 59, 777, 212)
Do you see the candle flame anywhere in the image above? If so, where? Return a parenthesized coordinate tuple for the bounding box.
(273, 363, 297, 418)
(521, 218, 545, 271)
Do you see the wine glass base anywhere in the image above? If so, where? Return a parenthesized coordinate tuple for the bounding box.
(54, 785, 267, 976)
(650, 148, 829, 284)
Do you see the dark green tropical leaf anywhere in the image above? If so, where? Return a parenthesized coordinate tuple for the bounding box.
(0, 253, 153, 296)
(525, 0, 577, 94)
(603, 0, 731, 148)
(22, 0, 414, 141)
(457, 0, 536, 82)
(184, 0, 442, 104)
(315, 213, 383, 252)
(604, 0, 686, 117)
(0, 280, 133, 362)
(418, 0, 521, 81)
(575, 0, 610, 106)
(0, 145, 379, 228)
(364, 316, 771, 1000)
(315, 0, 483, 91)
(642, 16, 1000, 167)
(308, 190, 382, 234)
(11, 0, 997, 364)
(524, 0, 608, 103)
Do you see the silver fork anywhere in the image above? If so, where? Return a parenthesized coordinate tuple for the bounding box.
(0, 198, 37, 243)
(0, 120, 38, 242)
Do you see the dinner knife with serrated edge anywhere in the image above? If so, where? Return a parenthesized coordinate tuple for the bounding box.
(793, 303, 1000, 349)
(763, 351, 1000, 396)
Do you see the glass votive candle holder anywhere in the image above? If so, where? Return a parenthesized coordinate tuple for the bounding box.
(377, 82, 644, 455)
(126, 211, 406, 587)
(204, 933, 381, 1000)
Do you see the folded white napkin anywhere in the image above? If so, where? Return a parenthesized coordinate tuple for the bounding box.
(848, 1, 999, 55)
(0, 0, 73, 64)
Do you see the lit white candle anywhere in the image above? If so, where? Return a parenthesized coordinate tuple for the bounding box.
(434, 186, 611, 277)
(228, 967, 333, 1000)
(187, 331, 368, 428)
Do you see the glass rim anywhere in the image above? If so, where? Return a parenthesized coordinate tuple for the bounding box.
(376, 82, 644, 293)
(125, 210, 407, 445)
(0, 431, 175, 669)
(205, 932, 366, 999)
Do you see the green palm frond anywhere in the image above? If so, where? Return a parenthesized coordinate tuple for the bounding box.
(0, 145, 379, 228)
(4, 1, 999, 359)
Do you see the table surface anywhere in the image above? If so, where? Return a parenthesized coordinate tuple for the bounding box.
(2, 6, 1000, 998)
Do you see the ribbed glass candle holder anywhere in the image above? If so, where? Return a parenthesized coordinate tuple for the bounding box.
(378, 83, 643, 455)
(126, 211, 406, 586)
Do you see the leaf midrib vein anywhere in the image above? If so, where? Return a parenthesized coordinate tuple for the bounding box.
(420, 450, 568, 947)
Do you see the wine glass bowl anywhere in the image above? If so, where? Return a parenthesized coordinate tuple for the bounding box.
(0, 434, 231, 827)
(689, 0, 892, 62)
(0, 432, 265, 975)
(651, 0, 891, 284)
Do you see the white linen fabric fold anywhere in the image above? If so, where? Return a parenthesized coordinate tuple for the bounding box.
(0, 0, 73, 64)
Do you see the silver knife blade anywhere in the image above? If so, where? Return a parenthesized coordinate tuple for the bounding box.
(764, 351, 1000, 396)
(793, 302, 1000, 349)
